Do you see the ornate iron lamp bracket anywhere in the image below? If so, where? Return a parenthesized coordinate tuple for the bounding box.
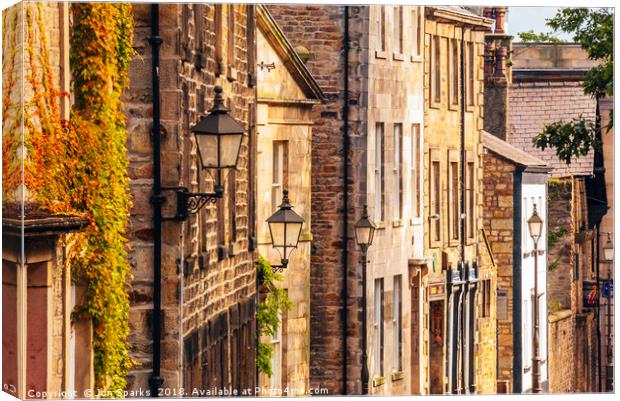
(270, 259, 288, 273)
(160, 186, 223, 221)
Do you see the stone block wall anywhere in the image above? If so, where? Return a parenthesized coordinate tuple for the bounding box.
(125, 4, 256, 392)
(547, 179, 574, 310)
(482, 151, 515, 388)
(547, 311, 575, 392)
(511, 44, 598, 70)
(423, 9, 492, 394)
(267, 5, 354, 394)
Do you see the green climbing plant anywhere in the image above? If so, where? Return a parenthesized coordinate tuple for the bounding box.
(256, 256, 293, 377)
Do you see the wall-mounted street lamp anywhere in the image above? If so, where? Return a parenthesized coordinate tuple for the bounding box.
(603, 232, 614, 263)
(166, 86, 245, 221)
(354, 205, 376, 395)
(266, 189, 304, 272)
(527, 204, 543, 394)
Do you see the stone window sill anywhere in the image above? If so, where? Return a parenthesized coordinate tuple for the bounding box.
(391, 371, 404, 381)
(411, 54, 423, 63)
(375, 50, 387, 59)
(429, 100, 441, 110)
(227, 66, 237, 82)
(410, 217, 423, 225)
(228, 240, 242, 257)
(372, 376, 385, 387)
(393, 52, 405, 61)
(392, 220, 403, 228)
(376, 221, 386, 230)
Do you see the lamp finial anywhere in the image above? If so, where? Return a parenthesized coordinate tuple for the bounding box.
(211, 85, 227, 112)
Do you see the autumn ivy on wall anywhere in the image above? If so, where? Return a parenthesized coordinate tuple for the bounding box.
(69, 3, 135, 394)
(2, 2, 136, 394)
(257, 256, 292, 377)
(2, 8, 21, 200)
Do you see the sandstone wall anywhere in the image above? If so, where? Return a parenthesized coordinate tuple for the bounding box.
(267, 5, 352, 394)
(547, 311, 575, 392)
(125, 4, 256, 392)
(482, 151, 515, 389)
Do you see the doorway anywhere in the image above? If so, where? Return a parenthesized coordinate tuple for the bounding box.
(429, 300, 445, 394)
(410, 274, 421, 394)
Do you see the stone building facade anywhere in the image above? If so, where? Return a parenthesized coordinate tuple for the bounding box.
(254, 5, 323, 394)
(481, 132, 550, 394)
(124, 4, 257, 394)
(599, 95, 614, 391)
(505, 41, 602, 392)
(265, 5, 354, 394)
(267, 4, 427, 395)
(482, 9, 554, 393)
(544, 177, 598, 393)
(422, 6, 494, 395)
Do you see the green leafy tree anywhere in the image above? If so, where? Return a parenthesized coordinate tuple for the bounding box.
(517, 29, 565, 43)
(532, 8, 613, 164)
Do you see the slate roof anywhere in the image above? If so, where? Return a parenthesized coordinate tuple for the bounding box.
(483, 131, 549, 171)
(506, 81, 595, 177)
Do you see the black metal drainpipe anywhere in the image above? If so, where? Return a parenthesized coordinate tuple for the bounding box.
(596, 223, 602, 391)
(594, 96, 602, 392)
(149, 4, 164, 397)
(512, 168, 524, 393)
(341, 5, 350, 395)
(459, 25, 467, 394)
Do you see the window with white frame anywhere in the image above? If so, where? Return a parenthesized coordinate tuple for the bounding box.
(374, 278, 384, 377)
(430, 149, 441, 245)
(411, 7, 422, 57)
(269, 318, 283, 388)
(467, 41, 475, 107)
(392, 275, 402, 372)
(378, 6, 386, 52)
(394, 123, 403, 221)
(431, 35, 441, 104)
(466, 159, 475, 240)
(375, 123, 385, 221)
(449, 38, 459, 106)
(411, 124, 421, 218)
(393, 6, 403, 55)
(272, 141, 288, 212)
(448, 150, 459, 243)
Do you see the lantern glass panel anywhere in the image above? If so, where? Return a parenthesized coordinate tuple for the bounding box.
(286, 222, 303, 247)
(355, 226, 372, 246)
(196, 133, 218, 169)
(268, 221, 286, 248)
(527, 214, 543, 241)
(219, 133, 243, 168)
(604, 241, 614, 262)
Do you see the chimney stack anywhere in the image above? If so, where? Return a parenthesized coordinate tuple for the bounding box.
(483, 7, 513, 141)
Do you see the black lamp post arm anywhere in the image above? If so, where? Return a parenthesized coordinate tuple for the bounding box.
(161, 186, 224, 221)
(270, 258, 289, 273)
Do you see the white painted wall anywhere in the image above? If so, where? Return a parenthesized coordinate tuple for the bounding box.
(520, 182, 549, 392)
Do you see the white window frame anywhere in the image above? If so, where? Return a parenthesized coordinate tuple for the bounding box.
(374, 278, 384, 377)
(375, 123, 384, 222)
(392, 275, 402, 372)
(394, 123, 403, 222)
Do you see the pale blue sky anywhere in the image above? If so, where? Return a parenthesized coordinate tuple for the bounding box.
(507, 7, 574, 42)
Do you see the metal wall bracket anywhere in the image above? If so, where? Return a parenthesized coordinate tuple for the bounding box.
(161, 186, 223, 221)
